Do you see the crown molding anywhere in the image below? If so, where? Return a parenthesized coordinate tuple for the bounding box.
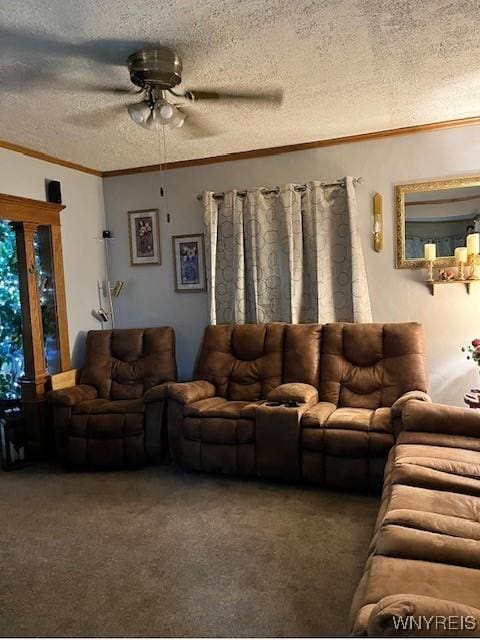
(0, 138, 102, 176)
(101, 115, 480, 177)
(2, 115, 480, 179)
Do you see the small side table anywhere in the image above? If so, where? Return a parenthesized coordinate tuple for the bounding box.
(464, 389, 480, 409)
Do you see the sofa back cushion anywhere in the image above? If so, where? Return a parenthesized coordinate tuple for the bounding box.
(196, 324, 285, 401)
(283, 324, 322, 388)
(80, 327, 177, 400)
(319, 322, 427, 409)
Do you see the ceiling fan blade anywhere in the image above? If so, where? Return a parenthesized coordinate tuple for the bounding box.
(180, 111, 220, 139)
(184, 87, 283, 105)
(0, 68, 138, 95)
(0, 26, 166, 67)
(64, 103, 127, 129)
(78, 84, 141, 94)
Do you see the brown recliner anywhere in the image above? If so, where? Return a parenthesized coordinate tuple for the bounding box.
(167, 323, 322, 476)
(300, 322, 429, 490)
(48, 327, 176, 468)
(167, 322, 429, 490)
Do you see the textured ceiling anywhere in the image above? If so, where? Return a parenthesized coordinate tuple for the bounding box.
(1, 0, 480, 172)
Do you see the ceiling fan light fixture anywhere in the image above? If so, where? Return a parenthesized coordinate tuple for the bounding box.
(159, 103, 174, 120)
(144, 110, 160, 131)
(168, 108, 185, 128)
(154, 99, 185, 129)
(127, 100, 151, 125)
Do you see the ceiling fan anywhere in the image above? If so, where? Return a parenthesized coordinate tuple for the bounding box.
(97, 46, 283, 136)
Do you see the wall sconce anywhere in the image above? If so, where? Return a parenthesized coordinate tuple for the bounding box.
(373, 193, 383, 252)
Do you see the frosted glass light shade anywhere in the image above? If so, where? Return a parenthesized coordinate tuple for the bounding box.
(127, 101, 152, 125)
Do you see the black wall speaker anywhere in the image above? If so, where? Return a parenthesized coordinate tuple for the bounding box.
(46, 180, 62, 204)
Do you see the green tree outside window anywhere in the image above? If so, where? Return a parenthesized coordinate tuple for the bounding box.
(0, 220, 24, 399)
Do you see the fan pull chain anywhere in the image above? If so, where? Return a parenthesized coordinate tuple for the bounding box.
(156, 121, 171, 222)
(161, 123, 171, 223)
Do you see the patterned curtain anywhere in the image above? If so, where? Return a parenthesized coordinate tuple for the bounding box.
(203, 178, 371, 324)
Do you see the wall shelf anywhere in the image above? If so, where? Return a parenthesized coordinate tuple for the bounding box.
(427, 280, 480, 295)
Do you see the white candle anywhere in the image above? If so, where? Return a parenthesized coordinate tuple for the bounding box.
(467, 233, 480, 255)
(424, 243, 436, 261)
(455, 247, 468, 263)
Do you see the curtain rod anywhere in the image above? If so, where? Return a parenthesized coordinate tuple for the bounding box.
(196, 177, 363, 201)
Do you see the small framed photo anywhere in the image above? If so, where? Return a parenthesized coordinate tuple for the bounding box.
(172, 234, 206, 292)
(128, 209, 161, 265)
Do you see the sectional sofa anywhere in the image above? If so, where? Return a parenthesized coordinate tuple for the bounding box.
(49, 322, 480, 635)
(167, 321, 429, 490)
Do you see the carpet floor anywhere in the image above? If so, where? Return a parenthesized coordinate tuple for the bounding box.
(0, 463, 378, 637)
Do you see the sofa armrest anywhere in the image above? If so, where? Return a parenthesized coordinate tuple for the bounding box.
(368, 594, 480, 637)
(391, 390, 431, 417)
(267, 383, 318, 404)
(402, 399, 480, 438)
(168, 380, 216, 405)
(143, 382, 170, 404)
(48, 384, 97, 406)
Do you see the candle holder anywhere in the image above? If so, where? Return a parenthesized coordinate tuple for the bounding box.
(457, 260, 466, 281)
(468, 254, 480, 280)
(426, 260, 435, 282)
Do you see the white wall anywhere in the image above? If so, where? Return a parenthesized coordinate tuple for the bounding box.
(0, 148, 106, 365)
(103, 125, 480, 405)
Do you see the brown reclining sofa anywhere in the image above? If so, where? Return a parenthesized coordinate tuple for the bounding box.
(167, 322, 429, 490)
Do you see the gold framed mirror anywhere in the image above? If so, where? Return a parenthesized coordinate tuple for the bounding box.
(395, 176, 480, 268)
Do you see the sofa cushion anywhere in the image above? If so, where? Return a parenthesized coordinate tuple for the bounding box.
(283, 324, 322, 388)
(403, 399, 480, 439)
(195, 324, 285, 401)
(69, 413, 144, 438)
(399, 430, 480, 453)
(302, 405, 393, 434)
(79, 327, 176, 400)
(376, 522, 480, 570)
(66, 431, 145, 467)
(327, 407, 373, 431)
(183, 417, 254, 444)
(387, 484, 480, 525)
(184, 398, 261, 419)
(302, 402, 337, 428)
(391, 441, 480, 496)
(319, 322, 427, 409)
(72, 399, 145, 414)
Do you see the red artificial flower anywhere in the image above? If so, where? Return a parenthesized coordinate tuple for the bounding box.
(472, 339, 480, 347)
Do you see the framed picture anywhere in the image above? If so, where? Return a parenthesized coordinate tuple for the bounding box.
(128, 209, 161, 265)
(172, 234, 206, 292)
